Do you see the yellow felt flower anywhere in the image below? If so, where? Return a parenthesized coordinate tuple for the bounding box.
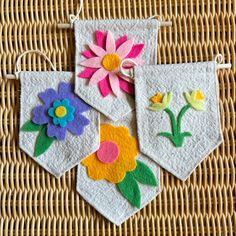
(149, 92, 173, 111)
(82, 124, 139, 183)
(185, 89, 205, 111)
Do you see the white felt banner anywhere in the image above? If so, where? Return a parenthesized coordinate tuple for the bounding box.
(76, 112, 161, 225)
(135, 62, 222, 180)
(74, 19, 159, 121)
(19, 71, 100, 178)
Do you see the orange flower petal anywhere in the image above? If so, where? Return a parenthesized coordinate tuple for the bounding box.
(151, 93, 164, 103)
(195, 89, 205, 101)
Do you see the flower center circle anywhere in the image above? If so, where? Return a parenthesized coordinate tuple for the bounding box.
(55, 106, 67, 118)
(102, 53, 121, 71)
(96, 141, 120, 164)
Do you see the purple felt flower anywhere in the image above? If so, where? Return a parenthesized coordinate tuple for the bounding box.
(32, 82, 91, 141)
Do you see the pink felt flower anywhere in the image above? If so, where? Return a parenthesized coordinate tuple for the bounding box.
(79, 30, 145, 97)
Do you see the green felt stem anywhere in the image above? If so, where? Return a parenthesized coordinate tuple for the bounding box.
(176, 104, 191, 133)
(21, 120, 43, 132)
(164, 108, 178, 135)
(35, 126, 55, 157)
(159, 106, 192, 147)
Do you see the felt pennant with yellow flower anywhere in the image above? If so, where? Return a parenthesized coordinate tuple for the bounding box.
(148, 89, 205, 147)
(82, 124, 158, 208)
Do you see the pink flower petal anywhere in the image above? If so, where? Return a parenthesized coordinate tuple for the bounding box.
(116, 39, 134, 59)
(89, 67, 108, 85)
(82, 50, 96, 58)
(106, 31, 116, 53)
(88, 43, 106, 57)
(116, 35, 128, 49)
(98, 76, 111, 97)
(126, 44, 145, 58)
(96, 30, 107, 48)
(80, 57, 102, 68)
(119, 77, 134, 95)
(109, 73, 120, 96)
(79, 68, 98, 79)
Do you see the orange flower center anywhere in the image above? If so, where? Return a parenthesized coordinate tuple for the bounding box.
(102, 53, 121, 71)
(151, 93, 164, 103)
(195, 90, 205, 101)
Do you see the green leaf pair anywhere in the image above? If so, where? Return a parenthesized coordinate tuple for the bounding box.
(21, 120, 55, 157)
(117, 160, 158, 208)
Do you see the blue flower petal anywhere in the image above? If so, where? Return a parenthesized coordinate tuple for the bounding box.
(66, 113, 75, 122)
(59, 118, 67, 128)
(67, 105, 75, 114)
(53, 117, 60, 125)
(53, 100, 61, 107)
(48, 107, 55, 117)
(61, 99, 70, 106)
(66, 113, 90, 136)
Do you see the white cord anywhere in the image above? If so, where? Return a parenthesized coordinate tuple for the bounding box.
(214, 54, 223, 64)
(148, 14, 163, 21)
(15, 50, 56, 77)
(69, 0, 84, 27)
(215, 54, 231, 69)
(119, 58, 138, 79)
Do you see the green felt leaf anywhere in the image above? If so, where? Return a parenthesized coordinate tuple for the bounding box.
(117, 172, 141, 208)
(35, 126, 55, 157)
(181, 132, 192, 137)
(133, 160, 158, 187)
(21, 120, 43, 132)
(158, 132, 173, 139)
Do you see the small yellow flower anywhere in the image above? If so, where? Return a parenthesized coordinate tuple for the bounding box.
(185, 89, 205, 111)
(149, 92, 173, 111)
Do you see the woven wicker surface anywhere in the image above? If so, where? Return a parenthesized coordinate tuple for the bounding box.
(0, 0, 235, 235)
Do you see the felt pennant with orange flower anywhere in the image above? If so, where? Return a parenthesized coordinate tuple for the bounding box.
(82, 124, 158, 208)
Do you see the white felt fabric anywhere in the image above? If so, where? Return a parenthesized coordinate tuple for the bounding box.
(135, 61, 223, 181)
(19, 71, 100, 178)
(74, 19, 159, 121)
(76, 112, 161, 225)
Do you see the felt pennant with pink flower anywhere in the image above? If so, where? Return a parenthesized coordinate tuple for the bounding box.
(78, 30, 145, 97)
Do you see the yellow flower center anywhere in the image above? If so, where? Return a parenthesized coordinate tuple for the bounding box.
(102, 53, 121, 71)
(195, 90, 205, 101)
(151, 93, 164, 103)
(55, 106, 67, 117)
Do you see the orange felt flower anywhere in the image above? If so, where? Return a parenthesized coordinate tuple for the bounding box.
(82, 124, 139, 183)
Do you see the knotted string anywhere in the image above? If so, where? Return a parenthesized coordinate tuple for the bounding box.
(69, 0, 84, 27)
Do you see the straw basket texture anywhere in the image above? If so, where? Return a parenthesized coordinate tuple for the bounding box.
(0, 0, 235, 235)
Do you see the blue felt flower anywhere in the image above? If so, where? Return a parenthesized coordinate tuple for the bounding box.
(32, 82, 91, 141)
(48, 99, 75, 128)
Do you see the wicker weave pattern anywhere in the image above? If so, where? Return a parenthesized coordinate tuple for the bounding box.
(0, 0, 235, 235)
